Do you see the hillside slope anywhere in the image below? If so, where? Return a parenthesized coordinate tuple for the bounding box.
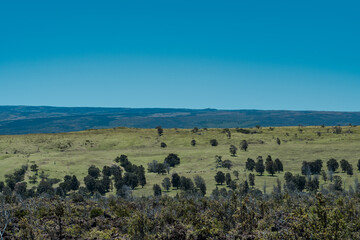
(1, 106, 360, 134)
(0, 125, 359, 196)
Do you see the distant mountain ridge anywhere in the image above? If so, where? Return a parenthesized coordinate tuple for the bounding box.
(0, 105, 359, 135)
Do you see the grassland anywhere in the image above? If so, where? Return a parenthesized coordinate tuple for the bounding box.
(0, 125, 360, 196)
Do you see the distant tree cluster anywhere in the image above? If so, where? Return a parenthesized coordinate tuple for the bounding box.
(301, 160, 323, 175)
(235, 128, 261, 134)
(246, 155, 283, 176)
(153, 173, 206, 196)
(148, 153, 181, 174)
(215, 155, 233, 169)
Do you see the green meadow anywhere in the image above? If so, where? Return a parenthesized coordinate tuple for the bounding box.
(0, 125, 359, 196)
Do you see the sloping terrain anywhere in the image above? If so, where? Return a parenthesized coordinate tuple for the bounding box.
(0, 106, 360, 134)
(0, 125, 359, 196)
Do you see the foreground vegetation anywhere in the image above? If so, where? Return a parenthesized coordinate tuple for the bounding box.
(2, 184, 360, 239)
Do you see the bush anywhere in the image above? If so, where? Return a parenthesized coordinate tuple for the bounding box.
(164, 154, 180, 167)
(90, 208, 103, 218)
(210, 139, 218, 146)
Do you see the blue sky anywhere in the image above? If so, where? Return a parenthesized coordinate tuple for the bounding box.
(0, 0, 359, 111)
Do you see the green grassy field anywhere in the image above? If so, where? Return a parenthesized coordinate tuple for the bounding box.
(0, 125, 359, 196)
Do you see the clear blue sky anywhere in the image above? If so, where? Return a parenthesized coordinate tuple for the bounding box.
(0, 0, 359, 111)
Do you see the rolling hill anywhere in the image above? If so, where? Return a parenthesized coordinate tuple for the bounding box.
(0, 105, 360, 134)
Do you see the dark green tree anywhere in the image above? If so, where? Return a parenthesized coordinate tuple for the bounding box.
(70, 175, 80, 191)
(88, 165, 101, 179)
(102, 166, 111, 177)
(274, 158, 283, 173)
(255, 158, 265, 176)
(171, 173, 181, 189)
(124, 172, 139, 189)
(162, 177, 171, 191)
(180, 176, 194, 191)
(136, 165, 147, 188)
(210, 139, 218, 146)
(346, 163, 354, 176)
(225, 173, 232, 186)
(156, 126, 163, 136)
(240, 140, 248, 151)
(110, 165, 122, 179)
(249, 173, 255, 187)
(153, 184, 162, 196)
(164, 154, 180, 167)
(340, 159, 350, 172)
(194, 175, 206, 196)
(245, 158, 256, 171)
(327, 158, 339, 172)
(265, 156, 275, 176)
(84, 175, 96, 193)
(215, 171, 225, 185)
(222, 160, 233, 169)
(229, 145, 237, 156)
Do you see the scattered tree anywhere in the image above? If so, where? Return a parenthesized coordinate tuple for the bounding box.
(222, 160, 233, 170)
(245, 158, 256, 171)
(194, 175, 206, 196)
(164, 154, 180, 167)
(240, 140, 248, 151)
(225, 173, 232, 186)
(162, 177, 171, 191)
(123, 172, 139, 189)
(153, 184, 162, 196)
(265, 155, 276, 176)
(180, 176, 194, 191)
(210, 139, 218, 146)
(171, 173, 181, 189)
(229, 145, 237, 156)
(248, 173, 255, 187)
(255, 157, 265, 176)
(340, 159, 350, 172)
(215, 171, 225, 185)
(274, 158, 283, 173)
(327, 158, 339, 172)
(156, 126, 163, 136)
